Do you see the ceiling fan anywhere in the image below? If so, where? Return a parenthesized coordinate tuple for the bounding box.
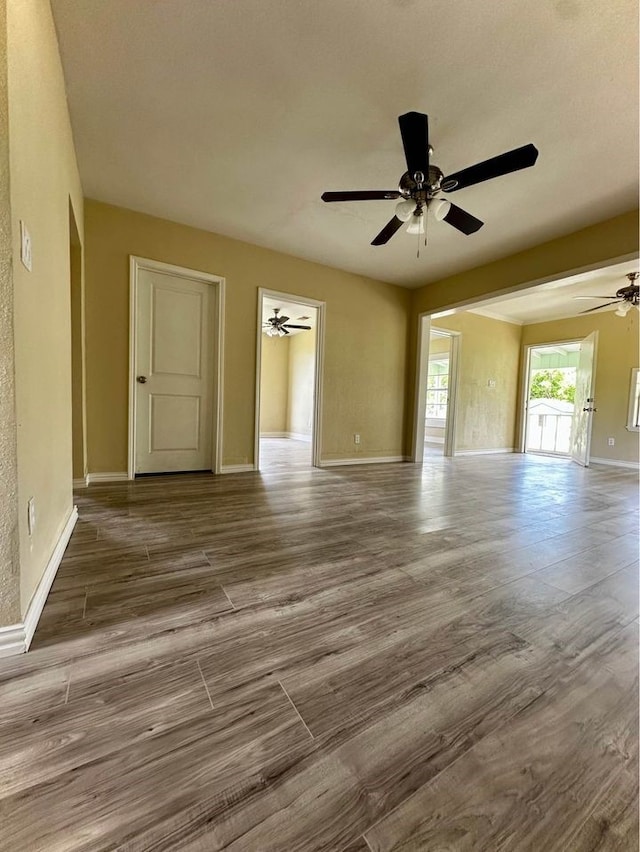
(574, 272, 639, 316)
(321, 111, 539, 246)
(263, 307, 311, 337)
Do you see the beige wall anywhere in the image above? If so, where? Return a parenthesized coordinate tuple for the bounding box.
(0, 0, 20, 626)
(520, 310, 639, 464)
(432, 313, 521, 452)
(287, 328, 316, 438)
(259, 336, 290, 434)
(8, 0, 84, 613)
(84, 200, 410, 470)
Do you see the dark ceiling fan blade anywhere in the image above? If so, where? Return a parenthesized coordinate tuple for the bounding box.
(442, 203, 484, 235)
(277, 315, 290, 324)
(371, 215, 404, 246)
(283, 324, 311, 330)
(398, 112, 429, 182)
(573, 296, 619, 300)
(442, 144, 539, 192)
(321, 190, 400, 202)
(580, 301, 622, 314)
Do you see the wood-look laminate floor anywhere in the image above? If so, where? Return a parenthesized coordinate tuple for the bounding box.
(1, 449, 638, 851)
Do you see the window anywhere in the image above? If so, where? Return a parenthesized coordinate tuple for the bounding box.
(627, 368, 640, 432)
(426, 356, 449, 420)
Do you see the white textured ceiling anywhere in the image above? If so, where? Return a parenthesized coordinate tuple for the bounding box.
(51, 0, 639, 288)
(466, 259, 639, 323)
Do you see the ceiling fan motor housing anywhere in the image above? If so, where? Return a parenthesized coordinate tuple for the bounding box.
(399, 165, 445, 201)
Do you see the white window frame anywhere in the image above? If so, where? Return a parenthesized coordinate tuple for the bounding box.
(626, 367, 640, 432)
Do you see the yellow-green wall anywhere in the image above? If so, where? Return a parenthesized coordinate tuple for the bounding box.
(8, 0, 84, 614)
(520, 311, 639, 464)
(432, 314, 521, 452)
(259, 336, 290, 434)
(0, 0, 20, 626)
(84, 200, 410, 470)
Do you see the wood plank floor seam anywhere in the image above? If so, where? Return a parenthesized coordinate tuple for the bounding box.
(196, 659, 215, 710)
(278, 680, 315, 740)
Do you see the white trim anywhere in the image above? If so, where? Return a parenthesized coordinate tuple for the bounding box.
(86, 472, 128, 484)
(589, 457, 640, 470)
(73, 476, 88, 489)
(424, 436, 445, 445)
(467, 306, 524, 325)
(259, 431, 312, 442)
(128, 256, 225, 480)
(219, 464, 256, 474)
(255, 289, 326, 472)
(455, 447, 516, 456)
(0, 507, 78, 657)
(0, 625, 27, 658)
(626, 367, 640, 432)
(287, 432, 312, 442)
(320, 456, 407, 467)
(411, 315, 431, 462)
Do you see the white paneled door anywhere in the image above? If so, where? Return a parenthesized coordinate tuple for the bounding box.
(569, 331, 597, 468)
(134, 269, 215, 474)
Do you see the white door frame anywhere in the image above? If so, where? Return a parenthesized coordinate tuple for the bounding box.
(411, 313, 461, 463)
(128, 256, 225, 479)
(255, 288, 326, 470)
(519, 337, 583, 454)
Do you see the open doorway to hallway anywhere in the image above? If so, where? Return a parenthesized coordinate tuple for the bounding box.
(523, 342, 578, 456)
(424, 330, 453, 456)
(256, 291, 324, 471)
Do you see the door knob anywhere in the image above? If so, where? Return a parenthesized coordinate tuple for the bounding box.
(137, 375, 147, 384)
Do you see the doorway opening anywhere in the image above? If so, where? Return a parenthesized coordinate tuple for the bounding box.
(255, 290, 325, 471)
(69, 201, 86, 485)
(411, 317, 460, 463)
(521, 333, 597, 467)
(424, 330, 453, 456)
(523, 342, 578, 456)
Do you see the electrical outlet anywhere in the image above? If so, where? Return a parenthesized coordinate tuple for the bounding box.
(27, 497, 36, 536)
(487, 379, 496, 389)
(20, 221, 32, 271)
(354, 433, 360, 445)
(608, 437, 615, 447)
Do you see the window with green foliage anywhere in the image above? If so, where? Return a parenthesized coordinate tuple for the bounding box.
(529, 369, 575, 403)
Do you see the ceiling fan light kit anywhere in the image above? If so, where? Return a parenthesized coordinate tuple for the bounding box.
(321, 110, 539, 249)
(263, 307, 312, 337)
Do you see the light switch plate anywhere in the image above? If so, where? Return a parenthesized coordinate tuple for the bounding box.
(20, 221, 32, 271)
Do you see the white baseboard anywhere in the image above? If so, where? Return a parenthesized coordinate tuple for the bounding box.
(73, 476, 88, 488)
(288, 432, 312, 443)
(260, 432, 312, 442)
(0, 505, 78, 657)
(320, 456, 407, 467)
(0, 625, 27, 658)
(455, 447, 515, 456)
(219, 464, 256, 474)
(86, 472, 129, 484)
(590, 457, 640, 470)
